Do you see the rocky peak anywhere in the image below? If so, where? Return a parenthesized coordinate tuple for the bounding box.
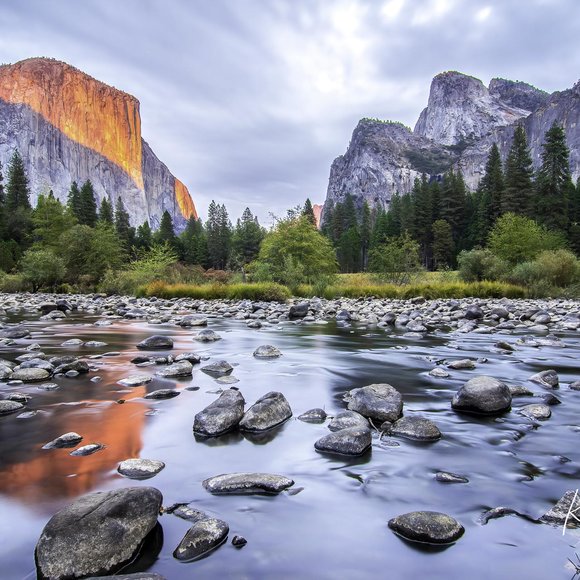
(488, 77, 549, 113)
(414, 71, 531, 146)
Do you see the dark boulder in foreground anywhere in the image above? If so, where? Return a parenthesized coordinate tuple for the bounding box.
(173, 517, 229, 561)
(314, 426, 372, 456)
(203, 472, 294, 494)
(239, 391, 292, 432)
(35, 487, 162, 579)
(193, 389, 245, 437)
(344, 383, 403, 423)
(452, 376, 511, 415)
(388, 511, 464, 545)
(136, 335, 174, 350)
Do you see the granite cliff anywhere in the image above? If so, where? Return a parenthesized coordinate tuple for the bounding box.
(323, 71, 577, 221)
(0, 58, 196, 229)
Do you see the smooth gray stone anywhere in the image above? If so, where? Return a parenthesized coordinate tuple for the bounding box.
(509, 385, 535, 397)
(35, 487, 162, 579)
(84, 341, 108, 347)
(529, 369, 559, 389)
(389, 416, 441, 441)
(61, 339, 85, 347)
(118, 458, 165, 479)
(429, 367, 450, 378)
(253, 344, 282, 358)
(519, 403, 551, 420)
(175, 352, 202, 364)
(0, 364, 13, 380)
(452, 376, 512, 415)
(178, 315, 208, 327)
(201, 360, 233, 376)
(193, 389, 245, 437)
(0, 400, 24, 415)
(18, 359, 54, 372)
(344, 383, 403, 423)
(70, 443, 105, 456)
(288, 302, 309, 319)
(495, 341, 515, 351)
(388, 511, 464, 544)
(569, 381, 580, 391)
(43, 432, 83, 449)
(136, 335, 174, 350)
(203, 472, 294, 494)
(447, 359, 476, 370)
(314, 426, 372, 456)
(171, 506, 209, 522)
(1, 327, 30, 339)
(173, 517, 229, 561)
(54, 360, 90, 374)
(193, 329, 222, 342)
(480, 507, 521, 525)
(239, 391, 292, 432)
(541, 490, 580, 527)
(144, 389, 180, 400)
(155, 360, 193, 378)
(435, 471, 469, 484)
(118, 374, 153, 387)
(298, 408, 327, 423)
(328, 410, 369, 432)
(10, 368, 50, 382)
(6, 392, 30, 403)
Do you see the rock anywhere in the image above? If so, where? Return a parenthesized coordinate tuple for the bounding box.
(35, 487, 162, 579)
(540, 490, 580, 527)
(232, 535, 247, 548)
(328, 410, 369, 432)
(11, 367, 50, 381)
(65, 370, 80, 378)
(298, 408, 327, 423)
(465, 305, 484, 320)
(289, 302, 309, 319)
(495, 341, 515, 351)
(118, 374, 152, 387)
(173, 517, 229, 561)
(0, 400, 24, 415)
(344, 383, 403, 423)
(1, 327, 30, 339)
(171, 506, 209, 522)
(216, 376, 239, 385)
(519, 404, 551, 420)
(447, 359, 476, 370)
(336, 309, 352, 321)
(314, 426, 372, 456)
(541, 393, 561, 406)
(389, 416, 441, 441)
(155, 360, 193, 378)
(70, 443, 105, 456)
(201, 360, 233, 376)
(239, 391, 292, 432)
(174, 352, 202, 364)
(435, 472, 469, 484)
(0, 364, 13, 380)
(569, 381, 580, 391)
(193, 329, 222, 342)
(509, 385, 534, 397)
(43, 432, 83, 449)
(529, 369, 559, 389)
(388, 511, 465, 545)
(452, 376, 512, 415)
(480, 507, 521, 525)
(118, 458, 165, 479)
(247, 320, 262, 329)
(61, 339, 85, 347)
(84, 341, 108, 348)
(144, 389, 180, 400)
(177, 315, 208, 327)
(429, 367, 450, 378)
(136, 335, 174, 350)
(203, 472, 294, 494)
(193, 389, 245, 437)
(253, 344, 282, 358)
(86, 574, 165, 580)
(54, 360, 90, 374)
(7, 392, 30, 403)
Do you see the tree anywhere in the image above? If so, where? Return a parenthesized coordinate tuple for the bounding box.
(535, 122, 573, 231)
(368, 232, 422, 285)
(135, 221, 153, 251)
(67, 181, 82, 221)
(488, 212, 565, 265)
(79, 180, 98, 226)
(503, 124, 534, 216)
(98, 197, 114, 225)
(206, 201, 232, 269)
(432, 219, 455, 269)
(115, 197, 135, 249)
(302, 198, 316, 226)
(155, 210, 177, 248)
(180, 217, 207, 265)
(32, 193, 77, 249)
(360, 201, 371, 270)
(439, 169, 466, 243)
(4, 150, 32, 245)
(20, 248, 66, 292)
(232, 208, 264, 266)
(478, 143, 504, 231)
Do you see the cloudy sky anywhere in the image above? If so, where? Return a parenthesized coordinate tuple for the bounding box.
(0, 0, 579, 224)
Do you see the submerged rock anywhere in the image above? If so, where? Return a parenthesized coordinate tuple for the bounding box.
(70, 443, 105, 456)
(344, 383, 403, 423)
(0, 400, 24, 415)
(435, 472, 469, 484)
(239, 391, 292, 432)
(429, 367, 450, 378)
(298, 408, 327, 423)
(388, 511, 464, 545)
(42, 432, 83, 449)
(35, 487, 162, 580)
(193, 389, 245, 437)
(118, 374, 152, 388)
(328, 410, 369, 432)
(136, 335, 174, 350)
(480, 507, 521, 525)
(447, 359, 476, 370)
(314, 426, 372, 456)
(253, 345, 282, 358)
(529, 369, 559, 389)
(519, 403, 551, 420)
(389, 416, 441, 441)
(173, 517, 229, 561)
(144, 389, 180, 400)
(201, 360, 233, 376)
(452, 376, 511, 415)
(118, 458, 165, 480)
(203, 472, 294, 494)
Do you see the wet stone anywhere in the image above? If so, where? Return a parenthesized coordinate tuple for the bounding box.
(389, 416, 441, 442)
(452, 376, 512, 415)
(193, 389, 245, 437)
(118, 374, 153, 388)
(61, 339, 85, 347)
(519, 404, 552, 421)
(429, 367, 450, 378)
(388, 511, 465, 545)
(314, 426, 372, 456)
(155, 360, 193, 378)
(118, 458, 165, 479)
(253, 344, 282, 358)
(509, 385, 535, 397)
(232, 535, 247, 548)
(203, 472, 294, 494)
(0, 400, 24, 415)
(239, 391, 292, 432)
(540, 490, 580, 527)
(173, 517, 229, 561)
(175, 352, 202, 364)
(136, 335, 174, 350)
(345, 383, 403, 423)
(193, 329, 222, 342)
(435, 472, 469, 484)
(144, 389, 180, 400)
(298, 408, 327, 423)
(201, 360, 233, 376)
(11, 368, 50, 382)
(328, 410, 369, 432)
(70, 444, 105, 456)
(529, 369, 559, 389)
(447, 359, 476, 370)
(43, 432, 83, 449)
(6, 392, 30, 403)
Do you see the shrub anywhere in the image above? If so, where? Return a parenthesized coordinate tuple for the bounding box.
(20, 248, 66, 292)
(533, 249, 579, 287)
(457, 249, 509, 282)
(368, 233, 423, 285)
(0, 272, 28, 293)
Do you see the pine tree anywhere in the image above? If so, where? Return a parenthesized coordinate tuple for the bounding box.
(79, 180, 98, 227)
(384, 194, 402, 238)
(535, 122, 572, 231)
(155, 210, 177, 247)
(503, 125, 534, 216)
(360, 202, 371, 270)
(411, 175, 433, 266)
(439, 169, 466, 243)
(232, 207, 264, 265)
(136, 221, 153, 251)
(115, 197, 134, 248)
(432, 219, 455, 268)
(206, 201, 232, 269)
(32, 193, 77, 249)
(98, 197, 114, 225)
(180, 217, 208, 265)
(303, 198, 316, 226)
(6, 150, 31, 212)
(67, 181, 82, 221)
(479, 143, 504, 229)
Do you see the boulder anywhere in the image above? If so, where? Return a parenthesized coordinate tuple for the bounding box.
(193, 389, 245, 437)
(314, 426, 372, 456)
(118, 459, 165, 480)
(177, 315, 208, 327)
(447, 359, 476, 370)
(519, 403, 551, 420)
(253, 345, 282, 359)
(288, 302, 309, 319)
(193, 329, 222, 342)
(529, 369, 559, 389)
(144, 389, 180, 400)
(35, 487, 162, 579)
(136, 335, 174, 350)
(388, 511, 464, 544)
(344, 383, 403, 423)
(452, 376, 511, 415)
(201, 360, 233, 376)
(173, 517, 229, 561)
(297, 408, 327, 423)
(0, 400, 24, 415)
(328, 410, 369, 432)
(42, 432, 83, 449)
(540, 490, 580, 527)
(239, 391, 292, 432)
(11, 368, 50, 382)
(155, 361, 193, 378)
(118, 375, 152, 388)
(389, 416, 441, 441)
(203, 472, 294, 494)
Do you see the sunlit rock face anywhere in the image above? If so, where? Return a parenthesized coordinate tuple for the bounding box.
(0, 58, 197, 229)
(313, 204, 322, 229)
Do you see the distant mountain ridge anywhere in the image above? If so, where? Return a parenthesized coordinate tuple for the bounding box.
(0, 57, 197, 229)
(322, 71, 579, 220)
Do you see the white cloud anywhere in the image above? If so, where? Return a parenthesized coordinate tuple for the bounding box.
(475, 6, 492, 21)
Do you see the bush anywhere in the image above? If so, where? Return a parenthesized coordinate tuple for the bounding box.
(20, 248, 66, 292)
(457, 249, 509, 282)
(0, 272, 28, 293)
(506, 249, 579, 291)
(368, 233, 423, 285)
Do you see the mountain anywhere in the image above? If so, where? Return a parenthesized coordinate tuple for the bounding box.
(0, 58, 197, 229)
(322, 71, 578, 220)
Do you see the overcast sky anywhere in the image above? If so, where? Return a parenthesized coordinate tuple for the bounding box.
(0, 0, 579, 224)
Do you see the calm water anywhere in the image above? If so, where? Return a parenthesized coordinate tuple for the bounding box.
(1, 311, 580, 579)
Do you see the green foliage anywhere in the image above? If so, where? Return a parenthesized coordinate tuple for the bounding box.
(0, 272, 27, 292)
(115, 197, 135, 249)
(20, 248, 66, 291)
(180, 217, 207, 265)
(302, 198, 316, 226)
(508, 249, 579, 288)
(78, 180, 98, 227)
(98, 197, 114, 225)
(206, 200, 232, 269)
(131, 243, 178, 278)
(432, 219, 455, 268)
(488, 213, 565, 265)
(32, 193, 76, 249)
(136, 221, 153, 251)
(67, 181, 81, 219)
(478, 143, 504, 232)
(457, 248, 509, 282)
(5, 150, 31, 212)
(231, 207, 264, 266)
(503, 124, 533, 216)
(368, 232, 423, 284)
(0, 239, 21, 272)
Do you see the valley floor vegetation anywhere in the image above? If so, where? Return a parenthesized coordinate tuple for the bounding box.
(0, 120, 579, 301)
